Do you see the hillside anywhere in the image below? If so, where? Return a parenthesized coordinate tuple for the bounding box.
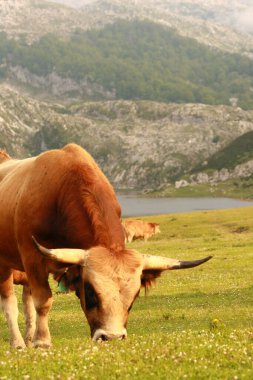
(155, 131, 253, 199)
(195, 131, 253, 171)
(1, 84, 253, 193)
(1, 20, 253, 109)
(1, 0, 253, 57)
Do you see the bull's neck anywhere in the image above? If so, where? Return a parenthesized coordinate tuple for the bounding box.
(58, 177, 125, 252)
(89, 189, 125, 252)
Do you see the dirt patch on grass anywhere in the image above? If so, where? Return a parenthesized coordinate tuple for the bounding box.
(232, 226, 250, 234)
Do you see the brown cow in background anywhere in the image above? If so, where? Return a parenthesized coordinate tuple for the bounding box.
(123, 219, 160, 243)
(0, 144, 211, 348)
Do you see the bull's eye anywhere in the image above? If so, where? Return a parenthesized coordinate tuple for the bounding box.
(128, 290, 140, 313)
(84, 282, 99, 310)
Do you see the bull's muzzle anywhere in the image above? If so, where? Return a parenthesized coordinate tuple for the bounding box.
(92, 329, 127, 341)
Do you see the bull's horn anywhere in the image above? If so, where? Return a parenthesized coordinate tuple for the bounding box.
(32, 236, 89, 265)
(142, 254, 212, 271)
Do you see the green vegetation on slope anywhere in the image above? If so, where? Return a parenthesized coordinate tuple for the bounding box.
(157, 130, 253, 200)
(194, 130, 253, 172)
(1, 20, 253, 108)
(0, 207, 253, 379)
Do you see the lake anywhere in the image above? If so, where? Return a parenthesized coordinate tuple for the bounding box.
(117, 195, 253, 217)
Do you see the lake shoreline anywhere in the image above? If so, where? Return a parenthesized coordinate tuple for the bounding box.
(117, 194, 253, 217)
(117, 184, 253, 202)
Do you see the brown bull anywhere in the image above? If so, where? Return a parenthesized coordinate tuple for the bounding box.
(123, 219, 161, 243)
(0, 144, 211, 348)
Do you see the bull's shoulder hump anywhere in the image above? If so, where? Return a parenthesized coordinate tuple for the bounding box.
(34, 144, 96, 173)
(62, 143, 82, 153)
(37, 144, 93, 164)
(62, 144, 96, 165)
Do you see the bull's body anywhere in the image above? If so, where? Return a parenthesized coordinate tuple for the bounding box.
(0, 144, 124, 347)
(0, 145, 211, 348)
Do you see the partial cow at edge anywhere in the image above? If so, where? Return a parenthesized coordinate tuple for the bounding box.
(123, 219, 160, 243)
(0, 144, 212, 349)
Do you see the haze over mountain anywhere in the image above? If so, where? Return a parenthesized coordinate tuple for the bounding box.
(49, 0, 253, 36)
(50, 0, 94, 7)
(49, 0, 253, 38)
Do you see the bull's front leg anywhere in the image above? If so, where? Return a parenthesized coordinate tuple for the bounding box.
(0, 269, 26, 349)
(29, 278, 53, 348)
(22, 258, 53, 348)
(32, 293, 53, 348)
(22, 284, 36, 347)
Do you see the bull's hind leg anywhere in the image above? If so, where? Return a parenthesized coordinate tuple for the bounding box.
(127, 232, 134, 243)
(0, 268, 26, 349)
(22, 284, 36, 347)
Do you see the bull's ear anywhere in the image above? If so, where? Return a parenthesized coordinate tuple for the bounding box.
(141, 254, 212, 288)
(32, 236, 89, 266)
(54, 267, 81, 296)
(141, 268, 163, 289)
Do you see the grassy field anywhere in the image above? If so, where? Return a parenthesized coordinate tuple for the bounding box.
(0, 206, 253, 379)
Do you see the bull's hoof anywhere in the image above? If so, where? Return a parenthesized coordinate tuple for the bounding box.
(33, 340, 52, 349)
(11, 339, 26, 350)
(25, 338, 33, 348)
(25, 332, 35, 347)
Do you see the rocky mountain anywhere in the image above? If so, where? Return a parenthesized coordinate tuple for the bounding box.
(1, 84, 253, 192)
(2, 19, 253, 110)
(176, 130, 253, 189)
(1, 1, 253, 196)
(0, 0, 89, 43)
(1, 0, 253, 56)
(1, 1, 253, 110)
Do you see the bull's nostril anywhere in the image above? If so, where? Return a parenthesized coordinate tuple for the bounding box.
(93, 330, 127, 341)
(101, 334, 109, 341)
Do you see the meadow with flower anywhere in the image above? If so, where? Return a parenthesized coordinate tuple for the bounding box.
(0, 206, 252, 379)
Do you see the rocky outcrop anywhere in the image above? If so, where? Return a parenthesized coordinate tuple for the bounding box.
(0, 0, 90, 42)
(175, 160, 253, 189)
(1, 84, 253, 190)
(9, 66, 116, 99)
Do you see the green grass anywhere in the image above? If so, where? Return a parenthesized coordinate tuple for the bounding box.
(1, 207, 253, 379)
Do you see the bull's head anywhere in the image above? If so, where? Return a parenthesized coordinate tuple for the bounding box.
(32, 237, 211, 341)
